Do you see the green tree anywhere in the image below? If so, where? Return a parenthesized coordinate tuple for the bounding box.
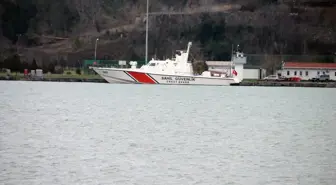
(75, 68, 81, 75)
(192, 61, 208, 75)
(48, 63, 55, 73)
(20, 61, 30, 71)
(31, 58, 39, 69)
(3, 54, 21, 72)
(73, 38, 82, 50)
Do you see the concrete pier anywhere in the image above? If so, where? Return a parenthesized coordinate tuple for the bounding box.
(238, 80, 336, 88)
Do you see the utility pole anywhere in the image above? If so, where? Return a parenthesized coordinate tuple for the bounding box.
(94, 38, 99, 62)
(16, 34, 21, 55)
(145, 0, 149, 64)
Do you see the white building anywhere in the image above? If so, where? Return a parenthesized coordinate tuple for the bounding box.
(232, 52, 246, 82)
(206, 52, 246, 82)
(206, 61, 233, 73)
(279, 62, 336, 80)
(206, 52, 266, 80)
(243, 66, 267, 80)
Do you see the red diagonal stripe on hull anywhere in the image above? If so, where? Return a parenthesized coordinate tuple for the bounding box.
(126, 71, 156, 84)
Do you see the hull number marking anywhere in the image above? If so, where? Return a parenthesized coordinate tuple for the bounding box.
(161, 76, 195, 84)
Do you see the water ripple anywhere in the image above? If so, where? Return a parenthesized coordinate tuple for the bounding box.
(0, 81, 335, 185)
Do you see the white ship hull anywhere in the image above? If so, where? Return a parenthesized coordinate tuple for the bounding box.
(93, 67, 239, 86)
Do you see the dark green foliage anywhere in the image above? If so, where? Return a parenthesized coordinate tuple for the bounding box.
(47, 63, 56, 73)
(20, 61, 30, 71)
(33, 0, 79, 36)
(54, 65, 64, 74)
(31, 59, 39, 70)
(192, 61, 209, 75)
(183, 15, 232, 60)
(161, 0, 189, 8)
(1, 0, 37, 42)
(95, 21, 101, 33)
(75, 68, 81, 75)
(0, 0, 335, 69)
(261, 0, 278, 5)
(59, 58, 67, 67)
(1, 0, 79, 41)
(73, 38, 82, 50)
(3, 54, 21, 72)
(204, 40, 232, 61)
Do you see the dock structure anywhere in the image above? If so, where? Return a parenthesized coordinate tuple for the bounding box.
(238, 81, 336, 88)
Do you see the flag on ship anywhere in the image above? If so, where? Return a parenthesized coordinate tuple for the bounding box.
(232, 69, 238, 76)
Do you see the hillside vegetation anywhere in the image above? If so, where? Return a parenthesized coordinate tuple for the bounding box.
(0, 0, 336, 72)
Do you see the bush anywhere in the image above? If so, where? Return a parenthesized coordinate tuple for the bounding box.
(54, 65, 64, 74)
(75, 68, 81, 75)
(192, 61, 208, 75)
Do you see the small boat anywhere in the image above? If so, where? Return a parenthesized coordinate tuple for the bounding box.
(91, 42, 240, 86)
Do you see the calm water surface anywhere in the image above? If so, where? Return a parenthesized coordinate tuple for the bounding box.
(0, 81, 335, 185)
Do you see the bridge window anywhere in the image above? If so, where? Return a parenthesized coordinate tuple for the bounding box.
(149, 63, 156, 66)
(306, 71, 308, 76)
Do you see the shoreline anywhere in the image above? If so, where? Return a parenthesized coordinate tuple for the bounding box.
(0, 76, 107, 83)
(1, 76, 336, 88)
(238, 80, 336, 88)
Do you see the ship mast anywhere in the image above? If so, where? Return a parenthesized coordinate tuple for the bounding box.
(145, 0, 149, 64)
(230, 44, 233, 76)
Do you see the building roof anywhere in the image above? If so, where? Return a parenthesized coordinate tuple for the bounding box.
(283, 62, 336, 69)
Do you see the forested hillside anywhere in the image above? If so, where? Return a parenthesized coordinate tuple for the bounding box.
(1, 0, 336, 71)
